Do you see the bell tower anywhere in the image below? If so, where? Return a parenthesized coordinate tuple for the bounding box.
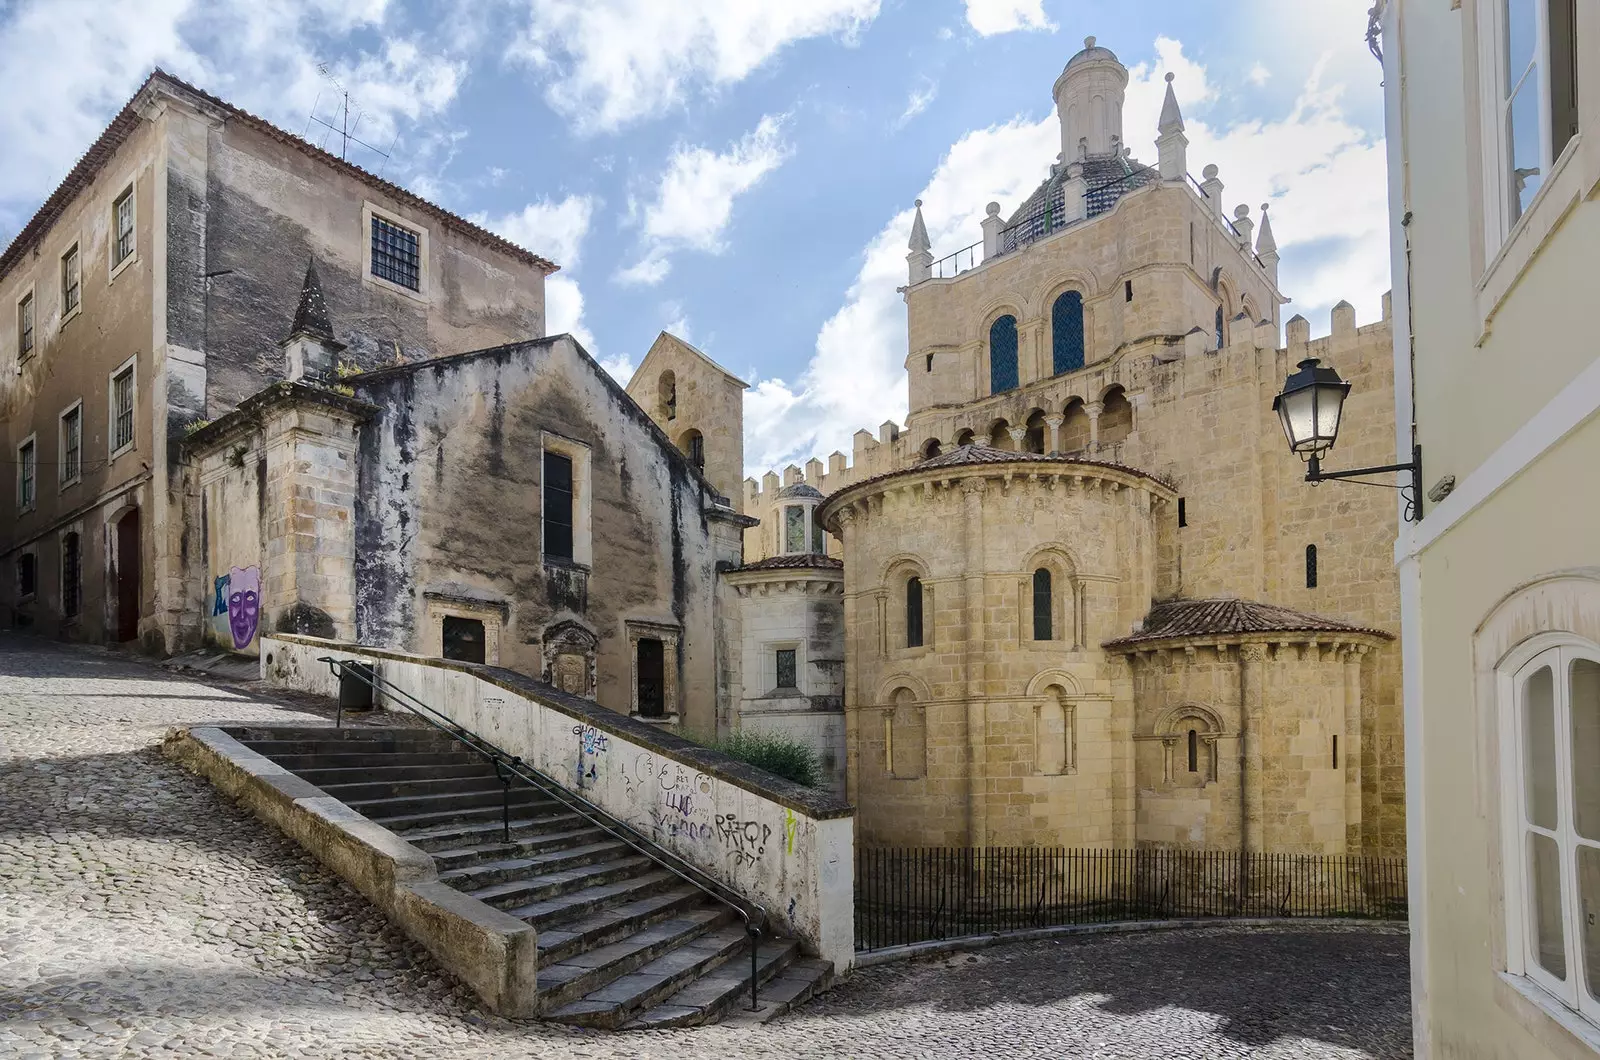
(1053, 36, 1129, 161)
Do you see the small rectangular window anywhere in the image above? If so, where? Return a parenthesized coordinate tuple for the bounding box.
(543, 451, 574, 560)
(17, 553, 37, 598)
(1332, 734, 1339, 769)
(60, 405, 81, 485)
(441, 615, 486, 664)
(775, 648, 797, 689)
(112, 366, 135, 453)
(62, 245, 80, 315)
(62, 532, 81, 618)
(784, 505, 806, 554)
(1177, 497, 1187, 527)
(112, 186, 134, 267)
(925, 353, 934, 372)
(1124, 279, 1133, 302)
(17, 438, 36, 510)
(1306, 543, 1319, 589)
(18, 293, 34, 357)
(370, 215, 421, 291)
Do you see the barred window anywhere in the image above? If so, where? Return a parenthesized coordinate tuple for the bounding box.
(371, 215, 421, 291)
(1032, 568, 1053, 641)
(113, 186, 134, 267)
(775, 648, 797, 690)
(112, 366, 134, 452)
(62, 532, 81, 618)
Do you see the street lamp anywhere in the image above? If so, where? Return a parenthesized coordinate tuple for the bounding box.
(1272, 357, 1424, 522)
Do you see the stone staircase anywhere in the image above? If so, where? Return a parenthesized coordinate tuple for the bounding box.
(236, 727, 832, 1029)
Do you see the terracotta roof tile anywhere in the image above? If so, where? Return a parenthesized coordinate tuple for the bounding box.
(1, 69, 557, 283)
(1103, 598, 1392, 651)
(820, 444, 1175, 508)
(728, 554, 843, 573)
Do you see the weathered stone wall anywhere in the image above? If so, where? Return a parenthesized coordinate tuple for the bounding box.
(625, 332, 747, 510)
(351, 337, 731, 734)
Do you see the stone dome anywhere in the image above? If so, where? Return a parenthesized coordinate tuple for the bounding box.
(1064, 35, 1120, 70)
(776, 483, 824, 500)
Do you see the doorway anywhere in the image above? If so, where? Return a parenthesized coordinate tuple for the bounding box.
(441, 615, 487, 664)
(114, 510, 140, 642)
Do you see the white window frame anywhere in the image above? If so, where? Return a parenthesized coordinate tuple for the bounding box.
(109, 181, 136, 281)
(540, 432, 592, 569)
(108, 354, 136, 459)
(361, 202, 429, 303)
(60, 240, 82, 324)
(15, 432, 37, 513)
(16, 285, 36, 362)
(58, 399, 83, 488)
(1498, 632, 1600, 1028)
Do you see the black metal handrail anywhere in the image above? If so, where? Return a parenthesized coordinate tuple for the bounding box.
(321, 656, 770, 1010)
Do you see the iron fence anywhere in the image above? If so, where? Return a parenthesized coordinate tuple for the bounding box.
(855, 847, 1407, 951)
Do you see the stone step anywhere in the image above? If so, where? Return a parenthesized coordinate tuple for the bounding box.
(293, 761, 498, 786)
(314, 774, 516, 802)
(438, 841, 631, 890)
(426, 825, 611, 871)
(534, 886, 710, 968)
(621, 939, 805, 1030)
(241, 734, 459, 758)
(688, 957, 835, 1029)
(535, 906, 737, 1011)
(503, 869, 682, 928)
(261, 750, 488, 772)
(467, 855, 657, 912)
(543, 924, 759, 1029)
(344, 786, 553, 823)
(393, 811, 591, 852)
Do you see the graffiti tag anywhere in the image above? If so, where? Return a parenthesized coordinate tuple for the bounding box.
(572, 724, 609, 756)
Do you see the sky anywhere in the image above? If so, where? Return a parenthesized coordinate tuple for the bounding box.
(0, 0, 1389, 478)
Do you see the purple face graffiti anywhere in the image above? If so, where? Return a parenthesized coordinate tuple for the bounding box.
(227, 565, 261, 649)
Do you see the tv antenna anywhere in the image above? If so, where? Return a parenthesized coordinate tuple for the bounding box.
(304, 63, 400, 176)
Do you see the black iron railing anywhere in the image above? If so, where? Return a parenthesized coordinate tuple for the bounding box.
(321, 656, 770, 1010)
(855, 846, 1407, 951)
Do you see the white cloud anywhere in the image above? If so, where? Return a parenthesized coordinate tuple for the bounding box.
(895, 79, 938, 129)
(509, 0, 880, 133)
(746, 35, 1389, 475)
(619, 115, 790, 285)
(0, 0, 465, 242)
(480, 194, 599, 353)
(962, 0, 1054, 36)
(1247, 62, 1271, 86)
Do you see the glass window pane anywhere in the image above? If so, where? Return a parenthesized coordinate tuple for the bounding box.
(1579, 844, 1600, 1003)
(1525, 665, 1559, 829)
(1530, 831, 1569, 979)
(784, 505, 805, 554)
(1508, 75, 1544, 223)
(1574, 659, 1600, 840)
(1505, 0, 1538, 85)
(776, 648, 796, 689)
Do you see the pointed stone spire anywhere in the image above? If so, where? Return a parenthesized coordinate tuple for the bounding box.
(282, 256, 345, 384)
(1156, 72, 1189, 181)
(906, 199, 933, 284)
(1256, 202, 1280, 284)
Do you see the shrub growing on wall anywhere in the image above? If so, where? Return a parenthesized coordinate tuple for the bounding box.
(691, 729, 820, 789)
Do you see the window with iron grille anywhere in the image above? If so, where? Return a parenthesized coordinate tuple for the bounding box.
(1306, 544, 1319, 589)
(1032, 568, 1053, 641)
(18, 293, 33, 358)
(543, 451, 574, 560)
(112, 366, 134, 452)
(113, 187, 134, 267)
(775, 648, 797, 690)
(906, 576, 924, 648)
(60, 405, 80, 484)
(17, 438, 36, 510)
(989, 315, 1019, 393)
(1051, 291, 1084, 375)
(62, 245, 80, 315)
(62, 532, 81, 618)
(370, 215, 421, 291)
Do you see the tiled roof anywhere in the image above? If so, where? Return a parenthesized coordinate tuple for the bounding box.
(776, 483, 824, 500)
(728, 554, 843, 573)
(1103, 598, 1393, 651)
(1006, 154, 1161, 229)
(822, 444, 1174, 503)
(0, 69, 558, 284)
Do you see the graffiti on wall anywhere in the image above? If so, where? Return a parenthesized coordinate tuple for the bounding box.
(212, 565, 262, 650)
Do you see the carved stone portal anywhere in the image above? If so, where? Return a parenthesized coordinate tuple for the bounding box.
(541, 620, 598, 699)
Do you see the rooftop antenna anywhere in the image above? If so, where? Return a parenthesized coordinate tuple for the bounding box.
(303, 63, 401, 176)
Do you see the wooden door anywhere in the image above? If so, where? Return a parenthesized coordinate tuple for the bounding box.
(115, 511, 140, 642)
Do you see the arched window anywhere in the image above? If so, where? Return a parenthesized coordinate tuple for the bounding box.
(988, 420, 1013, 450)
(955, 429, 975, 447)
(906, 576, 924, 648)
(1032, 568, 1052, 641)
(1051, 291, 1085, 375)
(1306, 544, 1318, 589)
(1099, 387, 1133, 447)
(1024, 410, 1047, 454)
(989, 314, 1018, 394)
(680, 429, 705, 470)
(1214, 305, 1225, 350)
(922, 438, 942, 460)
(1187, 729, 1199, 772)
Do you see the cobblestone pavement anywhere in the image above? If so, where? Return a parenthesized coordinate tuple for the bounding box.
(0, 636, 1413, 1058)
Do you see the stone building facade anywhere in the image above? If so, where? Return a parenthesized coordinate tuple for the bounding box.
(0, 70, 552, 652)
(736, 37, 1406, 856)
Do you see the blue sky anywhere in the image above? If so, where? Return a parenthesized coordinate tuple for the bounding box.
(0, 0, 1388, 476)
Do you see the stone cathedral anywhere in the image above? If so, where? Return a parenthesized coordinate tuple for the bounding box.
(641, 37, 1404, 858)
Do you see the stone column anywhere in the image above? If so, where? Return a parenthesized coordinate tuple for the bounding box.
(835, 507, 862, 809)
(1085, 401, 1104, 453)
(1238, 643, 1267, 855)
(1007, 426, 1027, 452)
(961, 477, 989, 847)
(1045, 414, 1063, 454)
(1343, 646, 1365, 853)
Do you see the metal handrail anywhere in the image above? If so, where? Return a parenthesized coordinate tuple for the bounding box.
(321, 656, 769, 1011)
(929, 241, 982, 279)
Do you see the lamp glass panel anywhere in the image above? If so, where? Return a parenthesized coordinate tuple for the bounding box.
(1314, 383, 1345, 445)
(1280, 386, 1318, 451)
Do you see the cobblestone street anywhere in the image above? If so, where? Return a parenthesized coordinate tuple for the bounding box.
(0, 636, 1413, 1058)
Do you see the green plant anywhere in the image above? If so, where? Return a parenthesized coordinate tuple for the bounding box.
(183, 418, 212, 436)
(689, 728, 820, 788)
